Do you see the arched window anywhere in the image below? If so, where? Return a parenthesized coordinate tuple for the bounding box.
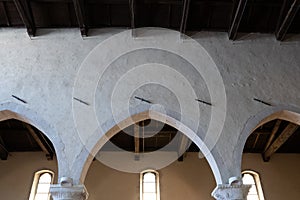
(140, 170, 160, 200)
(242, 170, 265, 200)
(29, 170, 54, 200)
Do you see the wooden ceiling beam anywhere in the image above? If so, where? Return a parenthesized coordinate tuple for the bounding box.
(177, 134, 191, 162)
(263, 119, 281, 152)
(129, 0, 135, 29)
(134, 123, 140, 160)
(275, 0, 300, 41)
(180, 0, 190, 34)
(228, 0, 248, 40)
(263, 122, 299, 161)
(252, 130, 271, 135)
(24, 124, 52, 160)
(13, 0, 36, 36)
(73, 0, 88, 36)
(251, 133, 260, 149)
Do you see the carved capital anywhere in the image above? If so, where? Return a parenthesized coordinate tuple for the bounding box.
(212, 184, 251, 200)
(50, 184, 88, 200)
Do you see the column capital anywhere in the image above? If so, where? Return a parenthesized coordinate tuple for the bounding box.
(50, 177, 88, 200)
(212, 184, 250, 200)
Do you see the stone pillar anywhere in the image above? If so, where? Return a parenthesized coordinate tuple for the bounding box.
(50, 177, 89, 200)
(211, 177, 250, 200)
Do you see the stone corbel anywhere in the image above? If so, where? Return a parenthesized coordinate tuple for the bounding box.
(50, 177, 89, 200)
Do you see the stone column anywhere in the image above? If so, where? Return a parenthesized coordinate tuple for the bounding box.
(50, 177, 89, 200)
(211, 177, 250, 200)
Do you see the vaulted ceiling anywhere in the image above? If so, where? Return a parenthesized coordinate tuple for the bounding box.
(0, 0, 299, 40)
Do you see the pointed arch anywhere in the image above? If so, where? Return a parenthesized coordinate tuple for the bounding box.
(76, 110, 222, 184)
(234, 104, 300, 172)
(0, 101, 66, 179)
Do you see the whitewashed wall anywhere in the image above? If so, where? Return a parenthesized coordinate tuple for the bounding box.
(0, 28, 299, 186)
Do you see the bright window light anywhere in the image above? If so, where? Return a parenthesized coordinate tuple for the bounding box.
(29, 170, 54, 200)
(140, 170, 160, 200)
(242, 170, 265, 200)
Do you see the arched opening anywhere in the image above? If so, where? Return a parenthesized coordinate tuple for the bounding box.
(79, 111, 222, 185)
(0, 102, 66, 180)
(241, 110, 300, 200)
(0, 119, 58, 199)
(83, 118, 217, 200)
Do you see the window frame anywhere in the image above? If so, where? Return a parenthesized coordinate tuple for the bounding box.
(242, 170, 265, 200)
(140, 169, 160, 200)
(29, 169, 54, 200)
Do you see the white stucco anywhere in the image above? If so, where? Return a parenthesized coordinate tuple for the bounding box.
(0, 28, 299, 188)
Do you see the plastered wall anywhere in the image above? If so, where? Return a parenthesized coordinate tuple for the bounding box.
(0, 152, 299, 200)
(0, 28, 300, 184)
(0, 152, 57, 200)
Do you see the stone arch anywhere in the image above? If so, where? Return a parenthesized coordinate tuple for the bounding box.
(0, 101, 67, 179)
(77, 110, 223, 185)
(234, 104, 300, 172)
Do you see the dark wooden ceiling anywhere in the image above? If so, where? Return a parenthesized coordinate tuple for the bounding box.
(102, 119, 199, 153)
(244, 119, 300, 161)
(106, 118, 300, 162)
(0, 0, 299, 40)
(0, 118, 299, 162)
(0, 119, 55, 160)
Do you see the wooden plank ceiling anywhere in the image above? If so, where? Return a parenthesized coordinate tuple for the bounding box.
(0, 0, 299, 40)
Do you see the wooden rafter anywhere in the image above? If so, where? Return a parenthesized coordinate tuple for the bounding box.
(263, 122, 299, 161)
(180, 0, 190, 34)
(275, 0, 300, 41)
(252, 134, 260, 149)
(24, 124, 53, 160)
(228, 0, 248, 40)
(252, 131, 271, 135)
(134, 123, 140, 160)
(73, 0, 88, 36)
(263, 120, 281, 152)
(129, 0, 135, 29)
(13, 0, 36, 36)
